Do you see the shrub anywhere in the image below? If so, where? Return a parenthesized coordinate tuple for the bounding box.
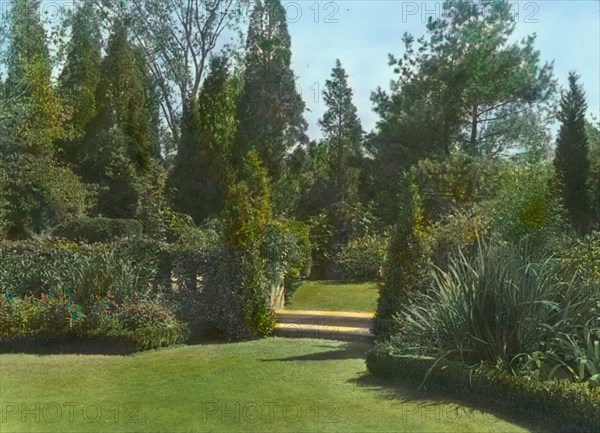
(0, 239, 85, 296)
(262, 219, 312, 295)
(51, 217, 143, 244)
(400, 240, 600, 367)
(428, 204, 491, 269)
(0, 290, 84, 340)
(222, 152, 275, 338)
(55, 294, 186, 350)
(366, 346, 600, 433)
(0, 239, 158, 306)
(374, 171, 431, 339)
(337, 234, 387, 281)
(306, 213, 334, 279)
(480, 161, 570, 252)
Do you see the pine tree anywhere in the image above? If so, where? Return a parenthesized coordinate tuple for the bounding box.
(168, 55, 238, 223)
(58, 0, 102, 160)
(554, 72, 591, 235)
(233, 0, 307, 196)
(319, 59, 363, 234)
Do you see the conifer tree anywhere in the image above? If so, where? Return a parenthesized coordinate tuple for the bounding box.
(319, 59, 363, 234)
(95, 20, 153, 171)
(58, 0, 102, 160)
(1, 0, 90, 237)
(168, 55, 239, 223)
(233, 0, 307, 206)
(374, 171, 430, 339)
(554, 72, 591, 235)
(79, 21, 154, 218)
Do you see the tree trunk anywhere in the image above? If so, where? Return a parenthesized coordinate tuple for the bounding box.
(470, 104, 478, 155)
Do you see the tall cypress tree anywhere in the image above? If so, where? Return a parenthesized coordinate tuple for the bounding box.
(95, 20, 153, 172)
(168, 55, 238, 223)
(58, 0, 102, 161)
(233, 0, 307, 197)
(79, 21, 154, 218)
(374, 171, 429, 339)
(554, 72, 591, 235)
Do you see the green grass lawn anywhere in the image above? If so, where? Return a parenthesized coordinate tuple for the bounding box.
(0, 339, 532, 433)
(285, 280, 379, 312)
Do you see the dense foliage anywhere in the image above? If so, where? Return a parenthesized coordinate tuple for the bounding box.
(0, 4, 597, 417)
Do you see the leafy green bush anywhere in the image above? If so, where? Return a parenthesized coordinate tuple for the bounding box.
(400, 240, 599, 368)
(306, 212, 334, 278)
(480, 161, 570, 252)
(366, 346, 600, 433)
(262, 219, 312, 295)
(337, 234, 387, 281)
(428, 204, 491, 269)
(84, 295, 187, 350)
(51, 217, 143, 244)
(1, 291, 186, 350)
(0, 239, 86, 296)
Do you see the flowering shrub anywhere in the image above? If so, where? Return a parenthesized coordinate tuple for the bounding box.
(1, 290, 186, 350)
(0, 289, 84, 339)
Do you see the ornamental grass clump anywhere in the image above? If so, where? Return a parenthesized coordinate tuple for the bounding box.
(401, 240, 599, 379)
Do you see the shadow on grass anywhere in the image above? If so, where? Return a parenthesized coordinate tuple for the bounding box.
(260, 340, 372, 362)
(0, 336, 137, 356)
(350, 372, 563, 433)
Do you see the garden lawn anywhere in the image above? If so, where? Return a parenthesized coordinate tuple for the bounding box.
(0, 339, 532, 433)
(286, 280, 379, 312)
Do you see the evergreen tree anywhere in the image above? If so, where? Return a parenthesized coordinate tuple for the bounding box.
(133, 47, 163, 161)
(554, 72, 592, 235)
(78, 21, 154, 218)
(1, 0, 90, 238)
(320, 60, 363, 157)
(168, 55, 238, 223)
(58, 0, 102, 161)
(293, 60, 365, 274)
(319, 59, 363, 232)
(223, 151, 275, 338)
(369, 0, 555, 225)
(4, 0, 62, 156)
(233, 0, 307, 207)
(94, 20, 153, 172)
(373, 171, 430, 339)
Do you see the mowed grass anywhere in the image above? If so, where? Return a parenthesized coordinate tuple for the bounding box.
(0, 339, 530, 433)
(285, 280, 379, 312)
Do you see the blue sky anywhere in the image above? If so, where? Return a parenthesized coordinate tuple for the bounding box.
(281, 1, 600, 140)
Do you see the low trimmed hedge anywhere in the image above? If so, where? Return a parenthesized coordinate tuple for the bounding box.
(51, 217, 143, 244)
(366, 344, 600, 433)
